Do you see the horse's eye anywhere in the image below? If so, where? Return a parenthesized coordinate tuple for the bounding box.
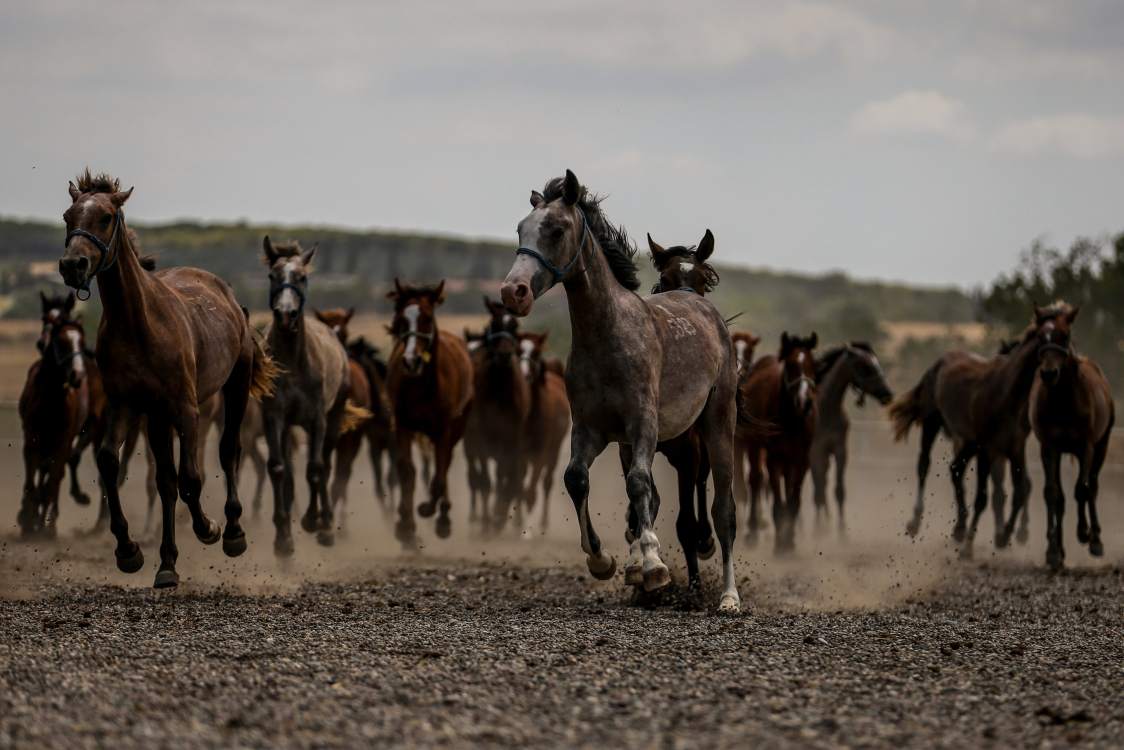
(100, 215, 111, 224)
(551, 228, 564, 240)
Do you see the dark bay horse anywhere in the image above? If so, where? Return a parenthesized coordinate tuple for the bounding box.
(500, 170, 742, 611)
(386, 280, 474, 542)
(58, 172, 275, 587)
(730, 330, 762, 511)
(17, 318, 101, 536)
(261, 238, 363, 553)
(888, 305, 1057, 558)
(809, 342, 893, 534)
(741, 333, 819, 553)
(618, 230, 722, 588)
(1025, 303, 1114, 570)
(346, 336, 397, 505)
(515, 330, 570, 531)
(314, 307, 375, 526)
(463, 297, 530, 533)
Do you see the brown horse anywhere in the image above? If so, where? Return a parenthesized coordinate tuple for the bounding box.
(463, 297, 530, 533)
(888, 305, 1055, 558)
(386, 281, 474, 542)
(313, 307, 375, 527)
(500, 171, 743, 611)
(346, 336, 397, 505)
(261, 238, 362, 553)
(58, 172, 274, 587)
(17, 317, 101, 536)
(730, 330, 762, 511)
(618, 231, 721, 588)
(515, 331, 570, 531)
(741, 332, 819, 553)
(1025, 303, 1114, 570)
(809, 342, 893, 534)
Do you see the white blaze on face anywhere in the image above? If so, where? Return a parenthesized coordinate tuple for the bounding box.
(66, 329, 84, 378)
(735, 340, 747, 363)
(402, 304, 420, 363)
(519, 338, 535, 378)
(679, 262, 694, 273)
(467, 340, 482, 352)
(276, 262, 302, 312)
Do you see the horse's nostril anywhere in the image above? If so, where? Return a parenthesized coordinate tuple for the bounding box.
(75, 257, 88, 271)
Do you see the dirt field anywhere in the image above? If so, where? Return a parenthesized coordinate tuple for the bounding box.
(2, 394, 1124, 747)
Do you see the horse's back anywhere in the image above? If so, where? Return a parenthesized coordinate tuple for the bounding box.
(304, 316, 351, 407)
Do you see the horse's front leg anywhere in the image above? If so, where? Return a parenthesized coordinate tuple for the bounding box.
(394, 427, 418, 545)
(960, 451, 991, 560)
(989, 459, 1008, 547)
(17, 442, 41, 537)
(1041, 444, 1065, 571)
(999, 448, 1031, 548)
(300, 412, 333, 546)
(67, 426, 94, 507)
(430, 430, 457, 540)
(809, 439, 829, 532)
(833, 445, 848, 536)
(95, 403, 145, 573)
(147, 417, 184, 588)
(948, 442, 975, 542)
(907, 417, 940, 537)
(263, 409, 293, 556)
(623, 419, 669, 592)
(564, 423, 613, 580)
(767, 456, 788, 554)
(618, 444, 637, 544)
(218, 369, 250, 557)
(1085, 435, 1109, 557)
(173, 403, 222, 550)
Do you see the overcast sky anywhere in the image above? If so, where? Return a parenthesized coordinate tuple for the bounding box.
(2, 1, 1122, 287)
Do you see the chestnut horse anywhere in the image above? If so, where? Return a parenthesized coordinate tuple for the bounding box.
(515, 331, 570, 531)
(618, 230, 721, 588)
(386, 281, 474, 542)
(261, 238, 362, 553)
(314, 307, 374, 527)
(501, 170, 742, 611)
(741, 333, 819, 553)
(463, 297, 530, 533)
(346, 336, 397, 505)
(809, 342, 893, 534)
(1026, 303, 1114, 571)
(888, 305, 1056, 558)
(17, 317, 101, 536)
(58, 172, 274, 587)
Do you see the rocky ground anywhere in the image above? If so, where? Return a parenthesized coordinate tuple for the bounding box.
(2, 556, 1123, 750)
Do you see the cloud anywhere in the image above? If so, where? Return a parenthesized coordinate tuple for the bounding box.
(953, 43, 1116, 85)
(991, 113, 1124, 158)
(851, 90, 975, 141)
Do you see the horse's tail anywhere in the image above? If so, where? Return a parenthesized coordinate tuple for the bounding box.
(249, 332, 280, 401)
(888, 361, 941, 442)
(339, 399, 373, 435)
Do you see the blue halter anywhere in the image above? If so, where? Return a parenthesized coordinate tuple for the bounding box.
(657, 277, 698, 294)
(64, 210, 123, 301)
(52, 330, 82, 366)
(1038, 342, 1070, 357)
(270, 277, 308, 312)
(516, 206, 589, 287)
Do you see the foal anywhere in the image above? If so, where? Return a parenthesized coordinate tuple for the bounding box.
(516, 331, 570, 531)
(1026, 303, 1114, 570)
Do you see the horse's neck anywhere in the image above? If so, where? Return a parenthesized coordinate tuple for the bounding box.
(95, 231, 159, 336)
(562, 238, 631, 354)
(990, 338, 1041, 409)
(270, 317, 308, 365)
(817, 355, 851, 423)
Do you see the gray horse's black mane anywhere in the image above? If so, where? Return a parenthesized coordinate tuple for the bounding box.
(542, 177, 640, 292)
(816, 341, 874, 381)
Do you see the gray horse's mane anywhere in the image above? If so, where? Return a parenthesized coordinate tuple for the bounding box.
(541, 177, 640, 292)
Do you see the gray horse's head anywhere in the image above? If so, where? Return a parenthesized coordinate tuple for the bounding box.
(263, 236, 317, 332)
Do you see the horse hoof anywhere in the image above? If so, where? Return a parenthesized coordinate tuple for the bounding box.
(995, 531, 1011, 549)
(588, 554, 616, 581)
(624, 564, 643, 587)
(1016, 526, 1029, 545)
(199, 519, 222, 545)
(718, 595, 741, 614)
(958, 544, 974, 561)
(1046, 554, 1064, 573)
(222, 533, 248, 558)
(951, 525, 966, 543)
(642, 563, 671, 592)
(696, 537, 717, 560)
(115, 545, 144, 574)
(317, 530, 335, 547)
(417, 502, 437, 519)
(435, 518, 452, 539)
(905, 519, 920, 537)
(1090, 539, 1104, 557)
(395, 521, 417, 544)
(1077, 527, 1091, 545)
(153, 568, 180, 589)
(74, 492, 91, 507)
(300, 513, 319, 534)
(274, 537, 295, 558)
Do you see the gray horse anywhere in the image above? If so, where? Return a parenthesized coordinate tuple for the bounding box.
(500, 170, 742, 612)
(260, 237, 359, 555)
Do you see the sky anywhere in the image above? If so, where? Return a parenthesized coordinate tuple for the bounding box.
(2, 0, 1122, 288)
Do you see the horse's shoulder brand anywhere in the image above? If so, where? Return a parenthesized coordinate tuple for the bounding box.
(650, 302, 697, 341)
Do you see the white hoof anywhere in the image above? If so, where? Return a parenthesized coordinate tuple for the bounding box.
(719, 595, 741, 614)
(624, 564, 643, 586)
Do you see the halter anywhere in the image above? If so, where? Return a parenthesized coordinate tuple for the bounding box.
(1038, 342, 1070, 358)
(52, 330, 83, 366)
(845, 353, 886, 396)
(516, 206, 589, 287)
(784, 374, 815, 392)
(64, 209, 123, 301)
(657, 277, 698, 294)
(485, 329, 518, 347)
(269, 276, 308, 313)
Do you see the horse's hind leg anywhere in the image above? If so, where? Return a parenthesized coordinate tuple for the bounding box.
(809, 440, 829, 533)
(218, 370, 251, 557)
(300, 409, 337, 547)
(671, 443, 703, 589)
(907, 416, 940, 536)
(623, 422, 669, 592)
(700, 388, 740, 612)
(989, 459, 1007, 547)
(330, 430, 362, 532)
(564, 424, 614, 581)
(17, 442, 41, 536)
(695, 441, 715, 560)
(172, 403, 222, 556)
(96, 404, 145, 574)
(747, 447, 764, 544)
(1085, 433, 1109, 557)
(998, 448, 1031, 549)
(146, 418, 183, 588)
(68, 428, 94, 507)
(948, 442, 974, 542)
(960, 452, 991, 559)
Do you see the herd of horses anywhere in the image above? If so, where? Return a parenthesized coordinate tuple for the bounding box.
(12, 169, 1113, 610)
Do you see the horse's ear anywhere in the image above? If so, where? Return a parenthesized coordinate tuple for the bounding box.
(386, 278, 406, 302)
(262, 236, 278, 266)
(540, 329, 550, 344)
(1066, 304, 1081, 325)
(312, 307, 325, 322)
(530, 190, 545, 208)
(39, 290, 49, 308)
(345, 306, 355, 322)
(111, 187, 133, 206)
(562, 170, 581, 206)
(430, 280, 446, 305)
(780, 332, 790, 349)
(809, 332, 818, 349)
(483, 295, 498, 314)
(300, 242, 318, 269)
(750, 333, 761, 347)
(1032, 301, 1043, 324)
(64, 292, 76, 313)
(68, 181, 81, 203)
(697, 229, 715, 262)
(647, 233, 673, 270)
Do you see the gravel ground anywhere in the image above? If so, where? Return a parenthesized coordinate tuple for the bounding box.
(2, 558, 1123, 750)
